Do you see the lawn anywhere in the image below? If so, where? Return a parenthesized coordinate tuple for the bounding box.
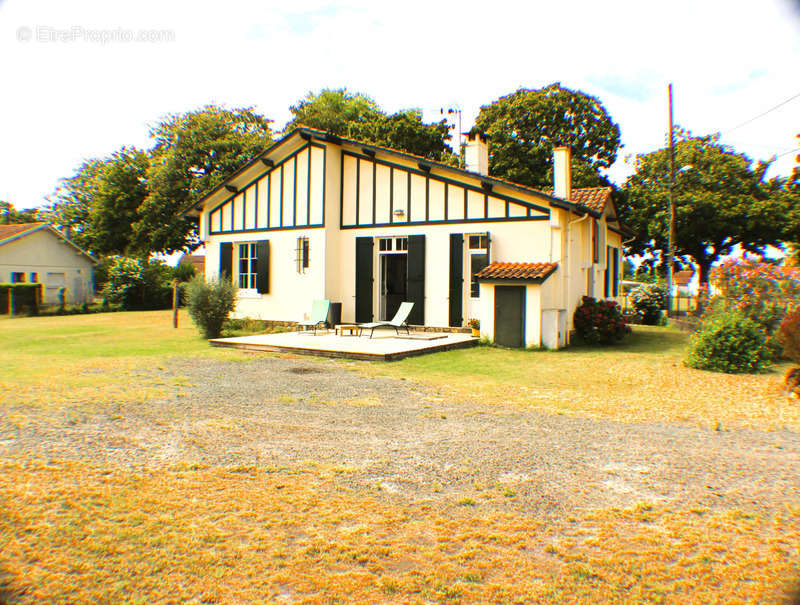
(1, 311, 798, 604)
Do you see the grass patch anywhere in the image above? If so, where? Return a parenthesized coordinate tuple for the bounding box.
(371, 325, 798, 429)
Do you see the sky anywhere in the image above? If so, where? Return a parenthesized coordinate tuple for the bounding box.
(1, 0, 799, 210)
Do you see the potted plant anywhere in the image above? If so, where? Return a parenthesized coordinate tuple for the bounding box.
(467, 318, 480, 337)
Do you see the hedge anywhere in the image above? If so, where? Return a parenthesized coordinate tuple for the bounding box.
(0, 283, 44, 315)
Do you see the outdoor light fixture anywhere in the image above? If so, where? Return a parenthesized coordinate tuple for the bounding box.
(393, 209, 405, 217)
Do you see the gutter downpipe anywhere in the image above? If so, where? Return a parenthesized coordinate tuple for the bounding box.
(565, 210, 590, 335)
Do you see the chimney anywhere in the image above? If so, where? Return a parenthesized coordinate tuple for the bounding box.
(464, 132, 489, 176)
(553, 146, 572, 202)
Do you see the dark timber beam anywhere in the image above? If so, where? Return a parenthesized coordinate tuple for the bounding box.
(260, 157, 274, 167)
(225, 185, 238, 194)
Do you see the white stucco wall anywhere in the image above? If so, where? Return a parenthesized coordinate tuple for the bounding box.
(0, 229, 95, 304)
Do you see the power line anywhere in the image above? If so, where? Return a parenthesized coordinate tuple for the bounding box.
(773, 147, 799, 159)
(720, 90, 800, 135)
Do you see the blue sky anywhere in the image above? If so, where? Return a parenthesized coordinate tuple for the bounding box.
(1, 0, 798, 209)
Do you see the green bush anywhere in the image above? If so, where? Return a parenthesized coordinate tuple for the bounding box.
(0, 283, 43, 315)
(101, 256, 173, 310)
(186, 276, 238, 339)
(629, 283, 666, 325)
(685, 311, 772, 374)
(173, 261, 197, 283)
(572, 296, 631, 345)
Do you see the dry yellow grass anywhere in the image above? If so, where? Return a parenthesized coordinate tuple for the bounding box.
(1, 460, 798, 604)
(375, 327, 800, 431)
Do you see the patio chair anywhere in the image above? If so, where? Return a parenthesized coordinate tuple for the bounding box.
(358, 302, 414, 339)
(298, 299, 331, 335)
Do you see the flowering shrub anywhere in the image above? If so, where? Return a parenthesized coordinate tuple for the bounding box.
(779, 309, 800, 395)
(709, 259, 800, 358)
(628, 284, 666, 325)
(572, 296, 630, 345)
(711, 260, 800, 330)
(685, 311, 772, 374)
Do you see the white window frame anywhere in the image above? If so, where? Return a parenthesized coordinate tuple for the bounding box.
(237, 242, 258, 292)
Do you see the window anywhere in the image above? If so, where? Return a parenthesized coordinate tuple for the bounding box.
(238, 243, 258, 290)
(296, 237, 310, 272)
(469, 234, 488, 249)
(11, 272, 24, 283)
(30, 273, 38, 282)
(467, 232, 489, 298)
(379, 238, 392, 251)
(395, 237, 408, 251)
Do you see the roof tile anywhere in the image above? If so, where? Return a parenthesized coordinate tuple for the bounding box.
(0, 222, 46, 243)
(475, 262, 558, 281)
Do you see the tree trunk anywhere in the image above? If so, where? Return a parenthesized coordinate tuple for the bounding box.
(695, 259, 712, 315)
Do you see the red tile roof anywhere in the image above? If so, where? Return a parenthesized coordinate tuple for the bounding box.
(475, 262, 558, 282)
(0, 222, 46, 243)
(543, 187, 613, 212)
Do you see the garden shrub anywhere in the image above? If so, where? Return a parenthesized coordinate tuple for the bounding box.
(186, 276, 238, 339)
(101, 256, 173, 310)
(628, 283, 666, 325)
(685, 311, 772, 374)
(572, 296, 630, 345)
(172, 261, 197, 283)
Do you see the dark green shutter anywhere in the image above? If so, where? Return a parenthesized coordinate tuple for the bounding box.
(604, 247, 610, 298)
(219, 242, 233, 281)
(612, 248, 620, 296)
(256, 240, 270, 294)
(407, 235, 425, 325)
(449, 233, 463, 327)
(355, 237, 373, 322)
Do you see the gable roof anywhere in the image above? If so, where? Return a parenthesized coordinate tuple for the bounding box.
(0, 222, 48, 243)
(475, 261, 558, 282)
(542, 187, 613, 213)
(0, 222, 97, 263)
(184, 126, 610, 220)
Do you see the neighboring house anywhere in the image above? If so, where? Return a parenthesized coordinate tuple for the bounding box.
(177, 253, 206, 275)
(184, 127, 629, 348)
(0, 222, 97, 304)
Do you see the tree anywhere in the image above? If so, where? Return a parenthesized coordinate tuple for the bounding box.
(133, 105, 273, 254)
(287, 89, 453, 162)
(38, 159, 103, 249)
(473, 83, 621, 189)
(620, 132, 799, 286)
(86, 147, 149, 255)
(0, 201, 38, 224)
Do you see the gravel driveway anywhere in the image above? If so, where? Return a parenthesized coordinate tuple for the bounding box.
(2, 354, 798, 517)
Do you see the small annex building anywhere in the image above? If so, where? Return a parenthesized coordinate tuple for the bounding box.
(185, 127, 628, 348)
(0, 222, 97, 305)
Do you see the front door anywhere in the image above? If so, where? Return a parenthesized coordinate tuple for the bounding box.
(494, 286, 525, 348)
(380, 253, 407, 320)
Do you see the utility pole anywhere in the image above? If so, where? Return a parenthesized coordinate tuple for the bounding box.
(667, 83, 676, 318)
(441, 107, 463, 167)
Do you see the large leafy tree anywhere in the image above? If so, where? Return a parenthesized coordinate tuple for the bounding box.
(133, 105, 273, 254)
(0, 201, 38, 224)
(86, 147, 149, 255)
(620, 132, 799, 285)
(287, 89, 453, 162)
(473, 83, 621, 189)
(38, 159, 103, 249)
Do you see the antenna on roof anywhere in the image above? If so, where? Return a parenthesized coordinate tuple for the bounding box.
(440, 107, 464, 168)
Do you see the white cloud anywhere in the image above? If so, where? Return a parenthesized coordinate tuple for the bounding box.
(0, 0, 797, 209)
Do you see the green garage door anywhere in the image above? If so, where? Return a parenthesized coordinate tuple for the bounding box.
(494, 286, 525, 348)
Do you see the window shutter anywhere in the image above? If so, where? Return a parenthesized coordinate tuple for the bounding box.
(407, 235, 425, 325)
(355, 237, 373, 322)
(604, 246, 611, 298)
(449, 233, 463, 327)
(256, 240, 270, 294)
(219, 242, 233, 281)
(612, 248, 620, 297)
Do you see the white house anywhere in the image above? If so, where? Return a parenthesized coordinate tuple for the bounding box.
(185, 127, 628, 348)
(0, 222, 96, 304)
